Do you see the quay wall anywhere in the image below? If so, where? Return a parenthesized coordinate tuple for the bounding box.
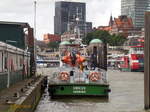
(7, 76, 46, 112)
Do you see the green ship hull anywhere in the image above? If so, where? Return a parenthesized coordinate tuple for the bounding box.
(48, 83, 110, 97)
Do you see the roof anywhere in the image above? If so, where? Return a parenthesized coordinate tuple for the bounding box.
(0, 21, 30, 28)
(60, 41, 71, 46)
(90, 39, 102, 44)
(113, 16, 133, 29)
(97, 26, 112, 31)
(56, 1, 85, 4)
(0, 41, 29, 54)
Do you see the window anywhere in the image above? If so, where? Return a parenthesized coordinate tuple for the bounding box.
(20, 57, 23, 67)
(0, 52, 2, 72)
(4, 57, 7, 70)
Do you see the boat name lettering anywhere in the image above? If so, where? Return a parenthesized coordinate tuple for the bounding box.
(73, 86, 86, 94)
(73, 86, 86, 90)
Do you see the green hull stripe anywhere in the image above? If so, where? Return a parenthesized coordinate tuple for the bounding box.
(49, 84, 109, 96)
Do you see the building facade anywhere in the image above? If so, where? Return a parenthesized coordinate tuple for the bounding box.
(121, 0, 150, 28)
(0, 21, 31, 49)
(97, 15, 142, 37)
(43, 34, 61, 44)
(54, 1, 92, 37)
(61, 31, 77, 41)
(111, 15, 134, 37)
(97, 15, 137, 37)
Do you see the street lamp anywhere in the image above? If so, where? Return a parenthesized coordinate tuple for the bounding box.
(6, 40, 17, 88)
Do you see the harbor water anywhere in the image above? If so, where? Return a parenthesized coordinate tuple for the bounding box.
(35, 68, 146, 112)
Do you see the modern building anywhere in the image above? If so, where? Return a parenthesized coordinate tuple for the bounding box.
(84, 22, 92, 34)
(121, 0, 150, 28)
(54, 1, 92, 37)
(43, 34, 61, 44)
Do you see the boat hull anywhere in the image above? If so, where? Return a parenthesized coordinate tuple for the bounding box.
(48, 83, 110, 98)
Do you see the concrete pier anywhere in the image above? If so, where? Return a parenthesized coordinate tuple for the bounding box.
(0, 76, 46, 112)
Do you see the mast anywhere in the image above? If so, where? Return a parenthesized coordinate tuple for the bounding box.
(74, 7, 82, 44)
(67, 10, 70, 32)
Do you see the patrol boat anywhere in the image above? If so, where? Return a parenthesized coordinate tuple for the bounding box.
(48, 38, 110, 98)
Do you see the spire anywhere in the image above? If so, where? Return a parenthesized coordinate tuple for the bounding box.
(109, 13, 113, 26)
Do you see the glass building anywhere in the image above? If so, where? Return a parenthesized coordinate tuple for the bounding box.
(121, 0, 150, 28)
(54, 1, 92, 36)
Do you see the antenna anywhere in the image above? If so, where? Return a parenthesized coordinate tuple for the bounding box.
(75, 7, 81, 43)
(67, 10, 70, 31)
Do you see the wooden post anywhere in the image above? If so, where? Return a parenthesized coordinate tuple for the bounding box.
(144, 12, 150, 109)
(28, 28, 36, 76)
(103, 43, 107, 71)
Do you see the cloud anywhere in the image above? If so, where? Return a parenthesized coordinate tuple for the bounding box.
(86, 0, 120, 26)
(0, 0, 121, 40)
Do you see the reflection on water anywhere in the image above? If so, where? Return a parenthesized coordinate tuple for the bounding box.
(51, 97, 109, 103)
(35, 89, 109, 112)
(35, 68, 147, 112)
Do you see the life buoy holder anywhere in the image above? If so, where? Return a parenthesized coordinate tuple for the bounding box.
(59, 72, 69, 81)
(89, 72, 100, 82)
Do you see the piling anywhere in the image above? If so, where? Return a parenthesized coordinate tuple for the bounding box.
(144, 12, 150, 109)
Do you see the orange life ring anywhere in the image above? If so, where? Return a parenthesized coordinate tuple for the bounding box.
(89, 72, 100, 82)
(59, 72, 69, 81)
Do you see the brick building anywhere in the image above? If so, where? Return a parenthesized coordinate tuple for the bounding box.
(97, 15, 141, 38)
(43, 34, 61, 44)
(111, 15, 134, 37)
(97, 26, 112, 32)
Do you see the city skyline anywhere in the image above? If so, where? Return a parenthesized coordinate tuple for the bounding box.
(0, 0, 121, 40)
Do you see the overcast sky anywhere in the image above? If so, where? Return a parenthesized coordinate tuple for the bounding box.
(0, 0, 121, 40)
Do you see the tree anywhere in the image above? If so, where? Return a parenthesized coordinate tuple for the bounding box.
(82, 30, 127, 46)
(82, 30, 111, 44)
(109, 34, 127, 46)
(82, 32, 94, 44)
(93, 30, 111, 44)
(47, 41, 60, 51)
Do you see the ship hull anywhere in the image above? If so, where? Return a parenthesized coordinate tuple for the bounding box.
(48, 83, 110, 98)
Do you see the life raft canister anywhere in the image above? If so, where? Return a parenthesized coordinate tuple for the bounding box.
(89, 72, 100, 82)
(59, 72, 69, 81)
